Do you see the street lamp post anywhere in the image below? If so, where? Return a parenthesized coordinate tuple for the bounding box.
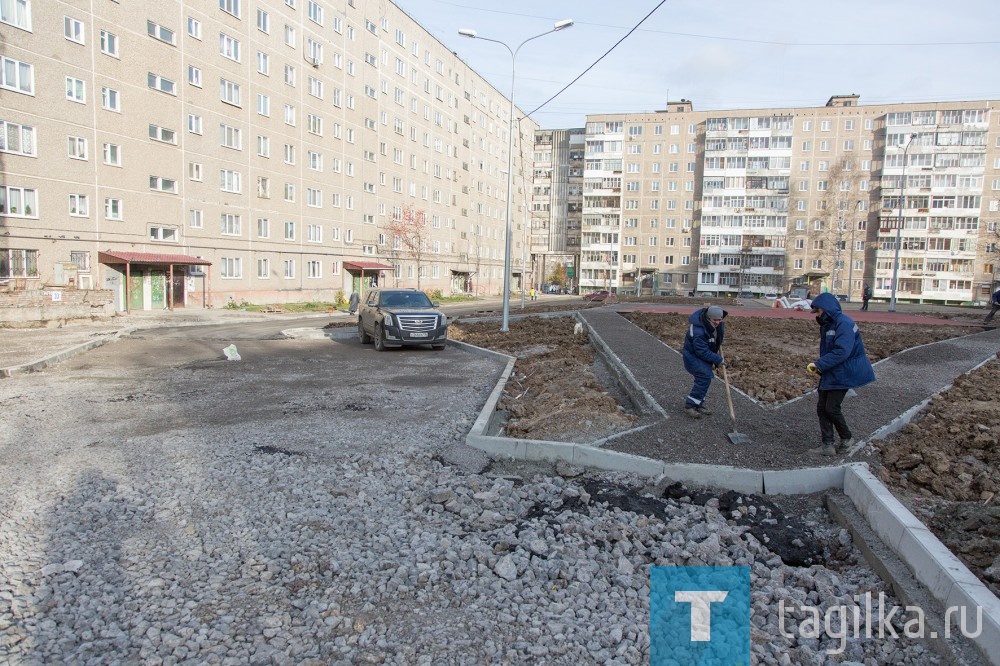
(888, 133, 917, 312)
(459, 19, 573, 332)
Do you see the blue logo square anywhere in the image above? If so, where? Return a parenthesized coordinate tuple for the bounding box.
(650, 566, 750, 665)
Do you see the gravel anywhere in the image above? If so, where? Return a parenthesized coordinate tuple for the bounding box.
(0, 331, 941, 664)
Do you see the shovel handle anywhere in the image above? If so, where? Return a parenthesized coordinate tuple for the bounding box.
(721, 359, 737, 425)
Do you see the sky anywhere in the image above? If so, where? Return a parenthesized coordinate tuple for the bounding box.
(392, 0, 1000, 130)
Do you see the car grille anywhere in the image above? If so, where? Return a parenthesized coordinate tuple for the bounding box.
(396, 314, 439, 331)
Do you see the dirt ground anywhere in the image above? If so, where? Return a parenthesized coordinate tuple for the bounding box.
(448, 304, 1000, 598)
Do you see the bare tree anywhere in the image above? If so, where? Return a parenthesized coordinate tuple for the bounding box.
(818, 159, 862, 294)
(385, 204, 429, 290)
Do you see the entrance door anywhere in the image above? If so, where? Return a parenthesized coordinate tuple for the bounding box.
(171, 274, 185, 307)
(128, 273, 144, 311)
(150, 271, 166, 309)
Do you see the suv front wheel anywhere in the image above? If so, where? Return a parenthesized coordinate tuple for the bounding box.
(373, 322, 387, 352)
(358, 319, 372, 344)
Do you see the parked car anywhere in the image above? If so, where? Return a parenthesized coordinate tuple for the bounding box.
(357, 289, 448, 351)
(764, 292, 778, 300)
(738, 291, 754, 299)
(582, 290, 611, 302)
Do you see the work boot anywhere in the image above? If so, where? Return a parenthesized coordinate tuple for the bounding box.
(695, 405, 713, 416)
(810, 442, 837, 456)
(837, 438, 855, 454)
(684, 406, 701, 419)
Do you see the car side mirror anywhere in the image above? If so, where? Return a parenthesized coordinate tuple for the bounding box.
(431, 301, 440, 307)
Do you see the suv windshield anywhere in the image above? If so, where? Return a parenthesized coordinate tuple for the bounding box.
(379, 291, 433, 308)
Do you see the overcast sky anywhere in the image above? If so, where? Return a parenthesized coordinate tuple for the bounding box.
(392, 0, 1000, 130)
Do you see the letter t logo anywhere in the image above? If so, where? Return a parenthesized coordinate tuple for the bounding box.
(674, 590, 728, 641)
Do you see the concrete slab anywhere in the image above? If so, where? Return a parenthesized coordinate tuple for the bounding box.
(764, 465, 845, 494)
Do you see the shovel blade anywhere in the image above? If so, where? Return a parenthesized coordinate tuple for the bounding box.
(727, 431, 751, 445)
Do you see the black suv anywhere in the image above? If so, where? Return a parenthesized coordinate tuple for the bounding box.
(357, 289, 448, 351)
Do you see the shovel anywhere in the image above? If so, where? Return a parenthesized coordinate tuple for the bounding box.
(720, 359, 751, 445)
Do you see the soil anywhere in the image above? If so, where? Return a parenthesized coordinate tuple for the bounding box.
(448, 305, 1000, 598)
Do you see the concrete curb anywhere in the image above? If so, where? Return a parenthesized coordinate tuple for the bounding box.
(581, 315, 669, 419)
(0, 327, 136, 378)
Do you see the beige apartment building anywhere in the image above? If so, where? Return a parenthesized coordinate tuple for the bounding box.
(1, 0, 537, 310)
(576, 96, 1000, 304)
(530, 127, 583, 290)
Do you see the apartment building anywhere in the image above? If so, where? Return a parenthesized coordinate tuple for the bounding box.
(579, 96, 1000, 304)
(0, 0, 536, 310)
(530, 127, 583, 290)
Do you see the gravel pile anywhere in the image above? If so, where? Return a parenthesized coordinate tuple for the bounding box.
(0, 336, 939, 664)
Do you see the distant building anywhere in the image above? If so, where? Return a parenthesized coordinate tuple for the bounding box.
(531, 128, 583, 291)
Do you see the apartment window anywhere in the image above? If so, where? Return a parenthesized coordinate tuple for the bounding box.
(100, 30, 119, 56)
(283, 144, 295, 164)
(189, 162, 203, 181)
(284, 64, 296, 87)
(284, 24, 296, 48)
(819, 140, 830, 152)
(104, 198, 122, 220)
(219, 33, 241, 61)
(101, 87, 120, 112)
(148, 73, 175, 95)
(220, 124, 242, 150)
(150, 176, 177, 193)
(256, 8, 269, 33)
(307, 0, 323, 24)
(220, 170, 241, 193)
(103, 143, 121, 166)
(219, 0, 241, 18)
(257, 135, 269, 157)
(308, 151, 322, 171)
(257, 176, 269, 198)
(188, 114, 202, 134)
(307, 224, 322, 242)
(188, 65, 202, 87)
(147, 20, 175, 45)
(65, 77, 85, 103)
(306, 188, 322, 208)
(189, 209, 203, 228)
(220, 213, 241, 235)
(67, 136, 87, 160)
(257, 258, 270, 278)
(148, 124, 176, 144)
(0, 120, 36, 156)
(187, 17, 201, 39)
(307, 261, 321, 278)
(821, 120, 831, 131)
(1, 0, 31, 30)
(0, 185, 36, 217)
(284, 104, 296, 126)
(221, 257, 242, 279)
(257, 94, 270, 116)
(220, 79, 241, 106)
(257, 51, 269, 75)
(0, 56, 33, 94)
(256, 217, 269, 237)
(283, 183, 295, 202)
(68, 194, 88, 217)
(149, 226, 178, 242)
(307, 113, 322, 135)
(308, 76, 323, 98)
(64, 16, 85, 44)
(306, 39, 322, 64)
(284, 260, 295, 279)
(284, 221, 295, 240)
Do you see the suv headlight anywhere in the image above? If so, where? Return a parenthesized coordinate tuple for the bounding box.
(382, 313, 393, 326)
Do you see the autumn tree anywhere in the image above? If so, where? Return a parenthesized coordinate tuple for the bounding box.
(384, 204, 429, 290)
(547, 262, 567, 288)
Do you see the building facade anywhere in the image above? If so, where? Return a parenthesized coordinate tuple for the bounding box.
(1, 0, 536, 309)
(530, 127, 583, 291)
(581, 96, 1000, 304)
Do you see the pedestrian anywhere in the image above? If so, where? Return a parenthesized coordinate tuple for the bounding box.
(530, 287, 536, 301)
(807, 292, 876, 456)
(348, 291, 360, 315)
(861, 283, 872, 311)
(682, 305, 726, 418)
(984, 288, 1000, 324)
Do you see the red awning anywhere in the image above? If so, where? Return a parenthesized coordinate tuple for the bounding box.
(99, 250, 212, 266)
(344, 261, 394, 271)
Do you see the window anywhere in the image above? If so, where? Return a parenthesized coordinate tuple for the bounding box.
(149, 176, 177, 193)
(70, 251, 90, 273)
(65, 76, 85, 103)
(67, 136, 87, 160)
(307, 224, 322, 242)
(101, 87, 120, 112)
(284, 104, 296, 126)
(307, 261, 321, 278)
(284, 24, 296, 47)
(148, 124, 176, 144)
(0, 249, 39, 279)
(219, 0, 241, 19)
(308, 76, 323, 99)
(64, 16, 84, 44)
(256, 176, 269, 198)
(283, 144, 295, 164)
(188, 65, 202, 87)
(284, 260, 295, 279)
(257, 51, 270, 75)
(307, 114, 322, 136)
(187, 17, 201, 39)
(307, 0, 323, 24)
(284, 221, 295, 240)
(1, 120, 35, 156)
(256, 8, 269, 33)
(103, 143, 121, 166)
(257, 258, 270, 278)
(284, 64, 296, 87)
(220, 124, 242, 149)
(0, 56, 33, 94)
(256, 217, 269, 237)
(283, 183, 294, 202)
(100, 30, 119, 57)
(189, 162, 203, 181)
(147, 20, 175, 45)
(188, 114, 202, 134)
(257, 135, 269, 157)
(257, 94, 270, 116)
(189, 209, 203, 228)
(220, 169, 241, 193)
(221, 257, 242, 279)
(219, 33, 241, 61)
(69, 194, 88, 217)
(220, 79, 241, 106)
(220, 213, 241, 235)
(1, 0, 32, 30)
(149, 226, 178, 242)
(147, 73, 176, 95)
(104, 198, 123, 220)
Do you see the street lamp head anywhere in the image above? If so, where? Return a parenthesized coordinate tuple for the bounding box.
(457, 28, 477, 38)
(553, 18, 574, 31)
